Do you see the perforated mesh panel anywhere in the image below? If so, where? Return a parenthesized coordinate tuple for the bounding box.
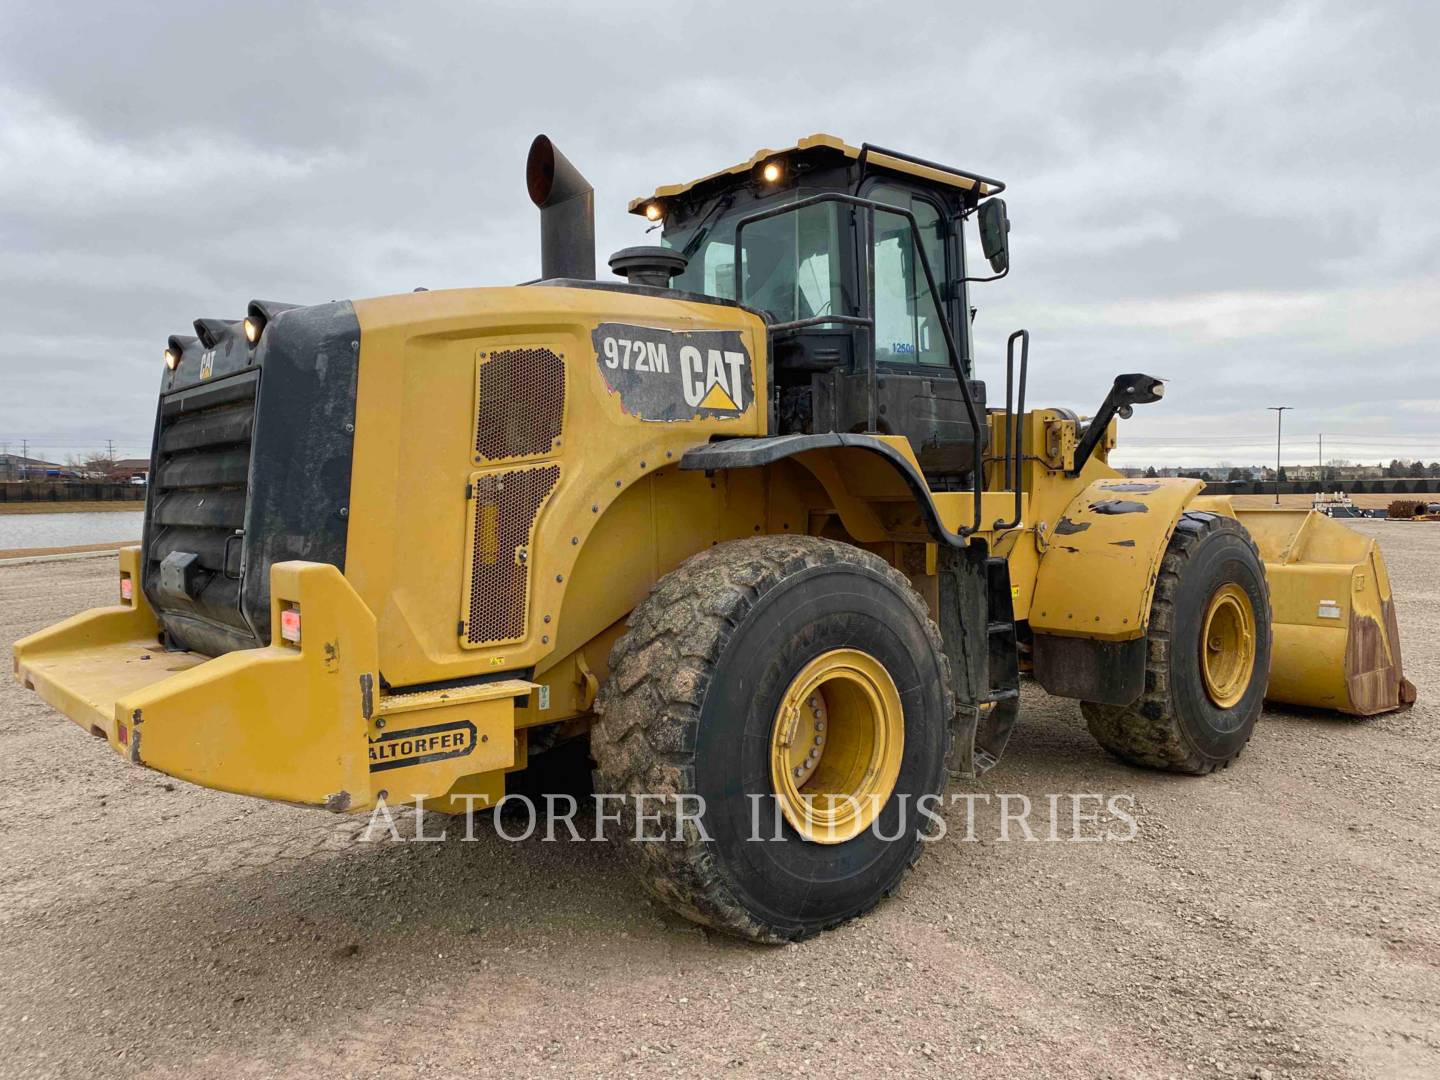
(475, 347, 565, 462)
(463, 464, 560, 646)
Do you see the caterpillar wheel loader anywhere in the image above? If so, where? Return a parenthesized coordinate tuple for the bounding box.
(14, 134, 1415, 943)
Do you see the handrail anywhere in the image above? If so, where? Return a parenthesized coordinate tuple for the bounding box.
(992, 330, 1029, 530)
(853, 143, 1007, 198)
(732, 191, 984, 539)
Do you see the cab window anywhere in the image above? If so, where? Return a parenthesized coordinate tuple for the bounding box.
(667, 219, 738, 301)
(868, 183, 949, 366)
(666, 201, 854, 325)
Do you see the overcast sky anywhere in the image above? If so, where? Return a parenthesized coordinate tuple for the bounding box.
(2, 0, 1436, 468)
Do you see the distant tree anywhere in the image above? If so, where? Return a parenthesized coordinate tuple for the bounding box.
(1429, 462, 1440, 478)
(1408, 461, 1428, 478)
(1227, 467, 1247, 482)
(1386, 458, 1407, 478)
(65, 451, 116, 479)
(1144, 465, 1158, 478)
(1199, 471, 1213, 482)
(1276, 466, 1288, 482)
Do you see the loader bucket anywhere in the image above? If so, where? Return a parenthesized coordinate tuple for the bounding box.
(1232, 509, 1417, 716)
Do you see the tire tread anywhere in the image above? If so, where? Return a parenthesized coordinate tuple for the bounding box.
(1081, 512, 1269, 775)
(591, 535, 953, 943)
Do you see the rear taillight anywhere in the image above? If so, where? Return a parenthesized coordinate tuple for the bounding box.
(120, 576, 133, 603)
(279, 606, 301, 645)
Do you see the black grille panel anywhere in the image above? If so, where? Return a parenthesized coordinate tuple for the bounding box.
(474, 347, 565, 462)
(142, 300, 362, 658)
(144, 372, 258, 643)
(464, 464, 560, 646)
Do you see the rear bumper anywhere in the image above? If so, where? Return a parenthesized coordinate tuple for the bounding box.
(14, 548, 529, 811)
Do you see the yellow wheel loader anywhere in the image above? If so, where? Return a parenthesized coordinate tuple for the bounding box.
(14, 134, 1415, 942)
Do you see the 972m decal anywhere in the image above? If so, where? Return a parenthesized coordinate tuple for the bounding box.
(592, 322, 753, 422)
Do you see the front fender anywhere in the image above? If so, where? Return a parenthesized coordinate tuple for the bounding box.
(1029, 477, 1202, 705)
(1030, 477, 1203, 641)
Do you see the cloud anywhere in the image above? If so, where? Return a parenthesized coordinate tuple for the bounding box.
(1024, 277, 1440, 347)
(0, 89, 340, 214)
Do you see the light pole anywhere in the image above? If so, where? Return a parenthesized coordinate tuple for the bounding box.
(1267, 406, 1291, 505)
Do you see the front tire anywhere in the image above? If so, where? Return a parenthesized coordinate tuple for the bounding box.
(590, 536, 953, 943)
(1082, 512, 1271, 774)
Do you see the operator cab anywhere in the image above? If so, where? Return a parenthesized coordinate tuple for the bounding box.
(627, 134, 1012, 484)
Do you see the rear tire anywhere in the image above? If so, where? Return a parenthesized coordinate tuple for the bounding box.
(1082, 512, 1271, 774)
(590, 536, 953, 943)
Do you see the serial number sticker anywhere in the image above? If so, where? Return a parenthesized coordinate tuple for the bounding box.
(592, 322, 753, 422)
(368, 719, 476, 773)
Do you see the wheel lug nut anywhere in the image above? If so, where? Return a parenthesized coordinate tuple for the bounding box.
(794, 767, 804, 778)
(815, 721, 825, 732)
(813, 735, 823, 746)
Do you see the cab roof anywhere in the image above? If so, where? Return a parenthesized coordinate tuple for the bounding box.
(627, 133, 1002, 215)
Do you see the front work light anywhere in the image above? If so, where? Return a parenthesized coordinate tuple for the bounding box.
(761, 161, 782, 183)
(643, 201, 664, 222)
(163, 347, 180, 370)
(243, 316, 263, 345)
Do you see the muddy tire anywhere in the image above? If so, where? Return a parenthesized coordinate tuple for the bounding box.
(1082, 512, 1271, 774)
(590, 536, 953, 943)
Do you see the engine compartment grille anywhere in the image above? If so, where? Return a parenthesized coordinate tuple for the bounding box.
(474, 347, 565, 462)
(462, 464, 560, 647)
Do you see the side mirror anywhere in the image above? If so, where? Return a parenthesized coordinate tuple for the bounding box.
(978, 198, 1010, 274)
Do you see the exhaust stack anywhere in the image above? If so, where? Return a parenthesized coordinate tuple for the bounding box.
(526, 134, 595, 281)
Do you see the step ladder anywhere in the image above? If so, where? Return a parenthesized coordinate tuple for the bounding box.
(973, 556, 1021, 774)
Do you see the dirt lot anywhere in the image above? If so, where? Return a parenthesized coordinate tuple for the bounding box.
(2, 521, 1437, 1079)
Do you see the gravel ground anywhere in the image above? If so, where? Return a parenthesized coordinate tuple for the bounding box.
(1, 521, 1436, 1079)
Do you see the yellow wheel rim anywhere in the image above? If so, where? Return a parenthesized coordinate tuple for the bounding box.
(769, 648, 904, 845)
(1199, 583, 1256, 709)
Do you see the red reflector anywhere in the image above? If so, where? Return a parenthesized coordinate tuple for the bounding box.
(120, 577, 133, 601)
(280, 607, 301, 643)
(118, 722, 129, 746)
